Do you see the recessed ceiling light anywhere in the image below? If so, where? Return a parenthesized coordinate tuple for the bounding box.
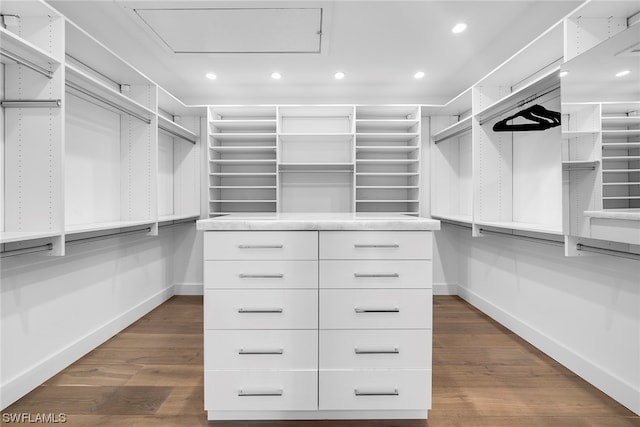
(271, 72, 282, 80)
(452, 22, 467, 34)
(615, 70, 631, 77)
(414, 71, 425, 79)
(559, 71, 569, 77)
(334, 71, 345, 80)
(205, 73, 217, 80)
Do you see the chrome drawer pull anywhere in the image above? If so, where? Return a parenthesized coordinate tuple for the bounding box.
(354, 388, 399, 396)
(239, 348, 284, 355)
(239, 274, 284, 279)
(238, 244, 283, 249)
(238, 308, 284, 314)
(354, 244, 399, 248)
(355, 347, 399, 354)
(238, 389, 283, 397)
(354, 307, 399, 313)
(354, 273, 399, 278)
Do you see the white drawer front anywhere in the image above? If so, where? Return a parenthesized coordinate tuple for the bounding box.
(319, 260, 432, 289)
(320, 289, 432, 329)
(204, 231, 318, 260)
(319, 369, 431, 410)
(319, 330, 431, 370)
(205, 289, 318, 330)
(205, 330, 318, 370)
(205, 370, 317, 411)
(319, 231, 432, 260)
(205, 260, 318, 289)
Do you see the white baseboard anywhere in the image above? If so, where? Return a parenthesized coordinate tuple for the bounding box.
(457, 284, 640, 416)
(433, 282, 458, 295)
(173, 282, 203, 295)
(0, 286, 174, 410)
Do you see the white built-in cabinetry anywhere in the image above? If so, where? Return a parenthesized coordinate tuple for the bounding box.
(208, 105, 421, 216)
(202, 226, 434, 420)
(430, 1, 640, 249)
(1, 0, 202, 257)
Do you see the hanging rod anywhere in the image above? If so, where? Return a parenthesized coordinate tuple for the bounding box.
(576, 244, 640, 261)
(158, 218, 198, 228)
(478, 228, 564, 247)
(0, 242, 53, 258)
(66, 53, 121, 91)
(1, 99, 61, 108)
(0, 49, 53, 79)
(434, 125, 472, 144)
(158, 125, 197, 144)
(66, 227, 152, 247)
(65, 81, 151, 124)
(478, 83, 560, 126)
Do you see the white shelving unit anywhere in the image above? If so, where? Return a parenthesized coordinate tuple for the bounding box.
(1, 0, 203, 257)
(355, 105, 421, 215)
(157, 87, 202, 223)
(206, 105, 423, 216)
(1, 0, 65, 255)
(208, 106, 278, 215)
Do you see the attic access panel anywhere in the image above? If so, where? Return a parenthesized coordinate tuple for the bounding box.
(134, 8, 323, 54)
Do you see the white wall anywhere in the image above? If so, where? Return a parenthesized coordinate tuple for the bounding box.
(172, 222, 204, 295)
(444, 225, 640, 415)
(0, 228, 180, 409)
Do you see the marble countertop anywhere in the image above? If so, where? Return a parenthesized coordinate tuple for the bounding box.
(196, 213, 441, 231)
(584, 209, 640, 221)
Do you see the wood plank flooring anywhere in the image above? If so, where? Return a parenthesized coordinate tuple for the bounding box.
(3, 296, 639, 426)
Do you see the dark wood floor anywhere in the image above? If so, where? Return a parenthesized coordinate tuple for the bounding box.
(3, 296, 639, 427)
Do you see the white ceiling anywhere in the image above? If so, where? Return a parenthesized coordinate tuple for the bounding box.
(47, 0, 584, 106)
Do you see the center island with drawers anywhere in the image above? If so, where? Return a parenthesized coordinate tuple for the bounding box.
(196, 213, 441, 421)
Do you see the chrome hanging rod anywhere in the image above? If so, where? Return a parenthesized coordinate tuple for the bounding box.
(478, 228, 564, 247)
(0, 243, 53, 258)
(434, 125, 472, 144)
(158, 125, 196, 144)
(1, 99, 61, 108)
(576, 244, 640, 261)
(65, 53, 121, 90)
(478, 83, 560, 126)
(65, 82, 151, 124)
(0, 49, 53, 79)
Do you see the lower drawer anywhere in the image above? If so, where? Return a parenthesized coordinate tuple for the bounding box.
(319, 369, 431, 411)
(205, 330, 318, 370)
(205, 370, 318, 411)
(319, 329, 431, 369)
(205, 289, 318, 330)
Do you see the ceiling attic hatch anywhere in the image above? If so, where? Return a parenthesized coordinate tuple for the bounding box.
(133, 8, 323, 54)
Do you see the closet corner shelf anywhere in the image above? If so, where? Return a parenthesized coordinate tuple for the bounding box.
(158, 115, 197, 143)
(65, 64, 155, 120)
(474, 220, 563, 235)
(0, 230, 62, 244)
(433, 116, 473, 143)
(475, 68, 560, 122)
(65, 219, 156, 235)
(431, 213, 473, 224)
(0, 27, 62, 71)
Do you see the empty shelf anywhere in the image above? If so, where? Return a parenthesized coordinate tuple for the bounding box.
(355, 133, 420, 142)
(603, 182, 640, 186)
(357, 185, 419, 189)
(211, 186, 277, 189)
(356, 119, 420, 132)
(211, 133, 277, 142)
(158, 115, 197, 143)
(562, 160, 599, 171)
(217, 200, 277, 203)
(65, 219, 155, 235)
(209, 172, 277, 176)
(0, 230, 62, 244)
(210, 159, 277, 165)
(602, 142, 640, 149)
(0, 27, 61, 77)
(210, 120, 277, 132)
(433, 116, 472, 143)
(355, 146, 419, 153)
(210, 146, 276, 153)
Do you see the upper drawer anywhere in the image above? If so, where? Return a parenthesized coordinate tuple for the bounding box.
(319, 231, 432, 260)
(204, 231, 318, 260)
(319, 260, 432, 289)
(205, 260, 318, 289)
